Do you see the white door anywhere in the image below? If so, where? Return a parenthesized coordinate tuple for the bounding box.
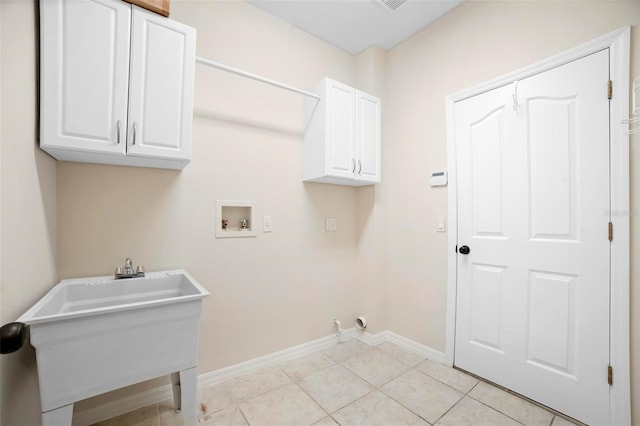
(454, 50, 610, 425)
(355, 91, 381, 183)
(40, 0, 130, 154)
(325, 79, 356, 179)
(127, 6, 195, 160)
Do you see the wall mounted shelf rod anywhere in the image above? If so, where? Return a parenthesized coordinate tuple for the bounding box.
(195, 56, 321, 100)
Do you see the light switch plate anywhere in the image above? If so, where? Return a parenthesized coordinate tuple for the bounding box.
(437, 216, 446, 233)
(325, 218, 337, 232)
(263, 216, 272, 233)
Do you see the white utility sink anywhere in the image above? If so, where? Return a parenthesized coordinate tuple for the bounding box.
(22, 270, 207, 321)
(18, 270, 209, 426)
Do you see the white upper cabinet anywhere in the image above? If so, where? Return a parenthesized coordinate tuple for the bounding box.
(304, 78, 381, 186)
(40, 0, 196, 170)
(324, 80, 356, 180)
(126, 8, 195, 162)
(355, 91, 381, 183)
(40, 0, 131, 156)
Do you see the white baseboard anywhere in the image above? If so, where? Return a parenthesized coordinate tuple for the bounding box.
(356, 329, 388, 346)
(73, 328, 441, 425)
(384, 331, 447, 364)
(197, 327, 357, 388)
(72, 385, 173, 426)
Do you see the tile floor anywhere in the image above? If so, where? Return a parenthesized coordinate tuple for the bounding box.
(92, 340, 580, 426)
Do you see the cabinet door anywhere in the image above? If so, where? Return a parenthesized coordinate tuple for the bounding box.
(40, 0, 130, 154)
(325, 80, 356, 179)
(355, 91, 381, 183)
(127, 6, 196, 161)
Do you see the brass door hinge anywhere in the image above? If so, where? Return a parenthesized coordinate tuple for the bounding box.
(608, 80, 613, 100)
(608, 365, 613, 385)
(608, 222, 613, 241)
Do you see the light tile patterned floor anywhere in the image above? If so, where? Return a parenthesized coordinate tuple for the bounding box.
(92, 340, 581, 426)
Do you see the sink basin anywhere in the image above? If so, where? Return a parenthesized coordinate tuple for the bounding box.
(19, 270, 208, 324)
(17, 270, 209, 426)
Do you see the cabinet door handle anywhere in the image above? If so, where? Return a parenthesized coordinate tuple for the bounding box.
(132, 122, 137, 146)
(358, 160, 362, 175)
(352, 158, 356, 173)
(116, 120, 121, 144)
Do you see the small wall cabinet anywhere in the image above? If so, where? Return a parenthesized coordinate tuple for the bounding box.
(303, 78, 381, 186)
(39, 0, 196, 170)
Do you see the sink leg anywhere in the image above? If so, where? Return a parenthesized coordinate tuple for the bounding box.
(42, 404, 73, 426)
(171, 372, 182, 412)
(171, 367, 197, 423)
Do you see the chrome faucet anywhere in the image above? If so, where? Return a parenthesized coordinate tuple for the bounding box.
(115, 257, 145, 279)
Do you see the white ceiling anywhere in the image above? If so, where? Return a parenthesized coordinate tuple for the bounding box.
(247, 0, 465, 55)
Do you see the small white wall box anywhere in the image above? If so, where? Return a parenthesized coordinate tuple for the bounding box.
(216, 200, 256, 238)
(430, 171, 448, 187)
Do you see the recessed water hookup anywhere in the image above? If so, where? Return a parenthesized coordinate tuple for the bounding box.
(216, 200, 256, 238)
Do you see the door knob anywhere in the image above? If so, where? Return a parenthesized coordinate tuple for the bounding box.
(459, 245, 470, 255)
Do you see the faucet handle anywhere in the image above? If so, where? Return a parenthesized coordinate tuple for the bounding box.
(136, 265, 145, 274)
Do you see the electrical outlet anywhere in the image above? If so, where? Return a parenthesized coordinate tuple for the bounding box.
(325, 217, 337, 232)
(263, 216, 272, 233)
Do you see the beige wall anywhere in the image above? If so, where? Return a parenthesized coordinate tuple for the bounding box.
(0, 1, 58, 425)
(384, 0, 640, 422)
(1, 0, 638, 424)
(355, 46, 389, 334)
(58, 0, 379, 414)
(59, 0, 364, 370)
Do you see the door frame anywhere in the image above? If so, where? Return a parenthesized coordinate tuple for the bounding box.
(444, 27, 630, 425)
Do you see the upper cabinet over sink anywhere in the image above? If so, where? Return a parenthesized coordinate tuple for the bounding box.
(39, 0, 196, 170)
(303, 78, 381, 186)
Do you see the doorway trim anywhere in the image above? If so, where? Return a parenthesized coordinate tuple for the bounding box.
(444, 27, 630, 425)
